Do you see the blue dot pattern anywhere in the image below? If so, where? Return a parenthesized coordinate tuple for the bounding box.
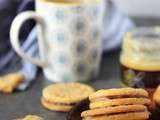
(56, 32, 65, 43)
(55, 10, 65, 21)
(92, 7, 99, 17)
(62, 74, 71, 82)
(76, 63, 86, 76)
(73, 18, 86, 34)
(92, 29, 100, 41)
(58, 55, 67, 64)
(41, 2, 104, 82)
(75, 40, 86, 55)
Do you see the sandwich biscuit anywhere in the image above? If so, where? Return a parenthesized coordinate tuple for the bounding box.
(89, 88, 149, 102)
(82, 105, 147, 117)
(82, 111, 150, 120)
(41, 83, 94, 112)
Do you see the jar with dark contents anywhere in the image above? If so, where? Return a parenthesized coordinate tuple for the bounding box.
(120, 27, 160, 93)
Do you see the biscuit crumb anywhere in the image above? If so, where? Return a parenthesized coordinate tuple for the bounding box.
(16, 115, 43, 120)
(0, 73, 24, 93)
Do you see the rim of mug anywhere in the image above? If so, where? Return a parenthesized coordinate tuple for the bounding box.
(37, 0, 101, 6)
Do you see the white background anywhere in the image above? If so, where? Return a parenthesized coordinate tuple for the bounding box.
(113, 0, 160, 17)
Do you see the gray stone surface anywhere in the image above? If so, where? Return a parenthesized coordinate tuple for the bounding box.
(0, 51, 121, 120)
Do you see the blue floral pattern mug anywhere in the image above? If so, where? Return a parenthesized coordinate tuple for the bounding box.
(10, 0, 106, 82)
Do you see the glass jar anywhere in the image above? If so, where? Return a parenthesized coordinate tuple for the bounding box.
(120, 27, 160, 91)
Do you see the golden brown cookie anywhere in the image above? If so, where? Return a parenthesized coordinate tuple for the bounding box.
(41, 97, 73, 112)
(0, 73, 24, 93)
(89, 88, 149, 101)
(16, 115, 43, 120)
(90, 98, 151, 109)
(83, 111, 150, 120)
(82, 88, 150, 120)
(81, 104, 147, 117)
(42, 83, 94, 112)
(153, 86, 160, 106)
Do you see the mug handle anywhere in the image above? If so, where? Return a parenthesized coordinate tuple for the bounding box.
(10, 11, 46, 67)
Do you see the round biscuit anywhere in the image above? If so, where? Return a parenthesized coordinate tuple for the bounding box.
(153, 86, 160, 106)
(90, 98, 151, 109)
(41, 98, 73, 112)
(89, 88, 148, 101)
(83, 111, 150, 120)
(16, 115, 43, 120)
(81, 105, 147, 117)
(42, 83, 94, 104)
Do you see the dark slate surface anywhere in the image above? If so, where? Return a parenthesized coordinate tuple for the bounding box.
(0, 50, 121, 120)
(0, 18, 160, 120)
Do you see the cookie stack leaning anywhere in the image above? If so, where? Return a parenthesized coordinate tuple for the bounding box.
(41, 83, 94, 112)
(81, 88, 151, 120)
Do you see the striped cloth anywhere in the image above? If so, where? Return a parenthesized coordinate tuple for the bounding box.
(0, 0, 134, 90)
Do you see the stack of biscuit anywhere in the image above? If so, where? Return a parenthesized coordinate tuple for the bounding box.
(81, 88, 151, 120)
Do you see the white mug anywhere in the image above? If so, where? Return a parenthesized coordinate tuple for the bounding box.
(10, 0, 105, 82)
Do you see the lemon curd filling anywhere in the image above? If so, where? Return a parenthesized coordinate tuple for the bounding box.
(121, 27, 160, 71)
